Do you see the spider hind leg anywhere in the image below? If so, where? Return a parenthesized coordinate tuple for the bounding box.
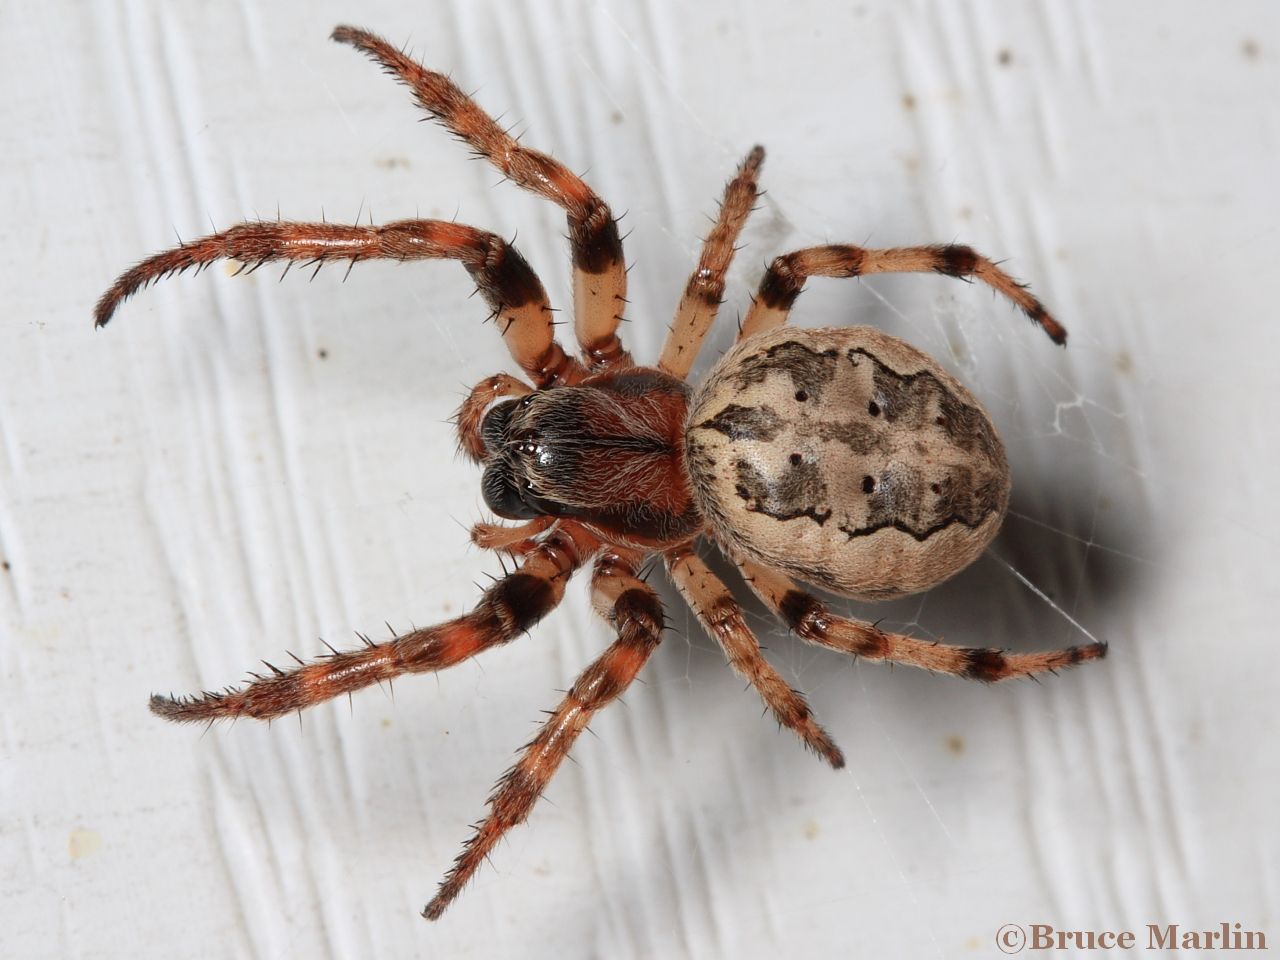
(740, 243, 1066, 345)
(738, 558, 1106, 681)
(665, 547, 844, 768)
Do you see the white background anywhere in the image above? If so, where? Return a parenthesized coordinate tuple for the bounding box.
(4, 2, 1278, 957)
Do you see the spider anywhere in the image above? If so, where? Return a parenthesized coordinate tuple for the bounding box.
(94, 25, 1106, 920)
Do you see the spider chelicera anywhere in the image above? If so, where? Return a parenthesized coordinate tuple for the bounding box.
(95, 25, 1105, 920)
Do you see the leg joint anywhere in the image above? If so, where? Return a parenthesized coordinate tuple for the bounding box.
(570, 199, 624, 274)
(685, 270, 726, 307)
(778, 589, 829, 641)
(961, 647, 1009, 682)
(757, 255, 803, 310)
(934, 243, 979, 278)
(613, 587, 664, 639)
(470, 238, 546, 309)
(487, 573, 557, 636)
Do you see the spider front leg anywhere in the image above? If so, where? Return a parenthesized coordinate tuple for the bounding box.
(425, 546, 664, 919)
(665, 546, 844, 768)
(737, 558, 1106, 681)
(739, 243, 1067, 345)
(150, 524, 596, 723)
(333, 26, 631, 373)
(658, 146, 765, 380)
(95, 219, 587, 387)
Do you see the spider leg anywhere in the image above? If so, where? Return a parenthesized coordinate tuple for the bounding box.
(739, 243, 1067, 345)
(150, 524, 597, 723)
(665, 546, 844, 768)
(424, 547, 663, 920)
(455, 373, 533, 463)
(95, 219, 588, 386)
(658, 146, 765, 380)
(332, 26, 631, 373)
(737, 557, 1106, 681)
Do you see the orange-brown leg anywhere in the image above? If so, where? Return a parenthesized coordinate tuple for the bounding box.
(333, 26, 631, 373)
(95, 219, 587, 387)
(665, 546, 844, 768)
(455, 373, 533, 463)
(737, 558, 1106, 681)
(424, 547, 663, 919)
(658, 146, 765, 380)
(150, 524, 597, 723)
(740, 243, 1067, 345)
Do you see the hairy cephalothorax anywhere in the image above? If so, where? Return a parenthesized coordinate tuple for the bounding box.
(95, 25, 1106, 921)
(478, 369, 699, 546)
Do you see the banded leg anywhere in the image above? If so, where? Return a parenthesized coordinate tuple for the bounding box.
(665, 547, 844, 768)
(455, 373, 533, 463)
(333, 26, 631, 372)
(738, 558, 1107, 681)
(95, 219, 586, 386)
(658, 146, 765, 380)
(741, 243, 1067, 345)
(425, 548, 663, 919)
(150, 524, 597, 723)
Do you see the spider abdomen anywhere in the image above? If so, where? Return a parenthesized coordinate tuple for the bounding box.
(684, 326, 1010, 600)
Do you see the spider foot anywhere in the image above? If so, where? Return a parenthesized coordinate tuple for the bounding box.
(149, 690, 241, 723)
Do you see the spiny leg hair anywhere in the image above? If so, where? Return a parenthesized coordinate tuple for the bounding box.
(659, 145, 765, 380)
(151, 525, 595, 723)
(94, 219, 586, 387)
(331, 25, 631, 372)
(424, 546, 663, 919)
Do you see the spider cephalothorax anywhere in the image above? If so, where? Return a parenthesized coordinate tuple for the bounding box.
(95, 25, 1105, 920)
(477, 368, 700, 547)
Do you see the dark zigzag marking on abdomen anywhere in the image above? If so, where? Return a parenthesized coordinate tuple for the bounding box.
(837, 511, 994, 544)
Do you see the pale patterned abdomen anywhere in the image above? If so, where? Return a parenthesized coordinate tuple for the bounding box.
(684, 326, 1010, 600)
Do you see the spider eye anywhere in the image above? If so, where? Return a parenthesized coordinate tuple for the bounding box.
(480, 399, 519, 453)
(481, 462, 541, 519)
